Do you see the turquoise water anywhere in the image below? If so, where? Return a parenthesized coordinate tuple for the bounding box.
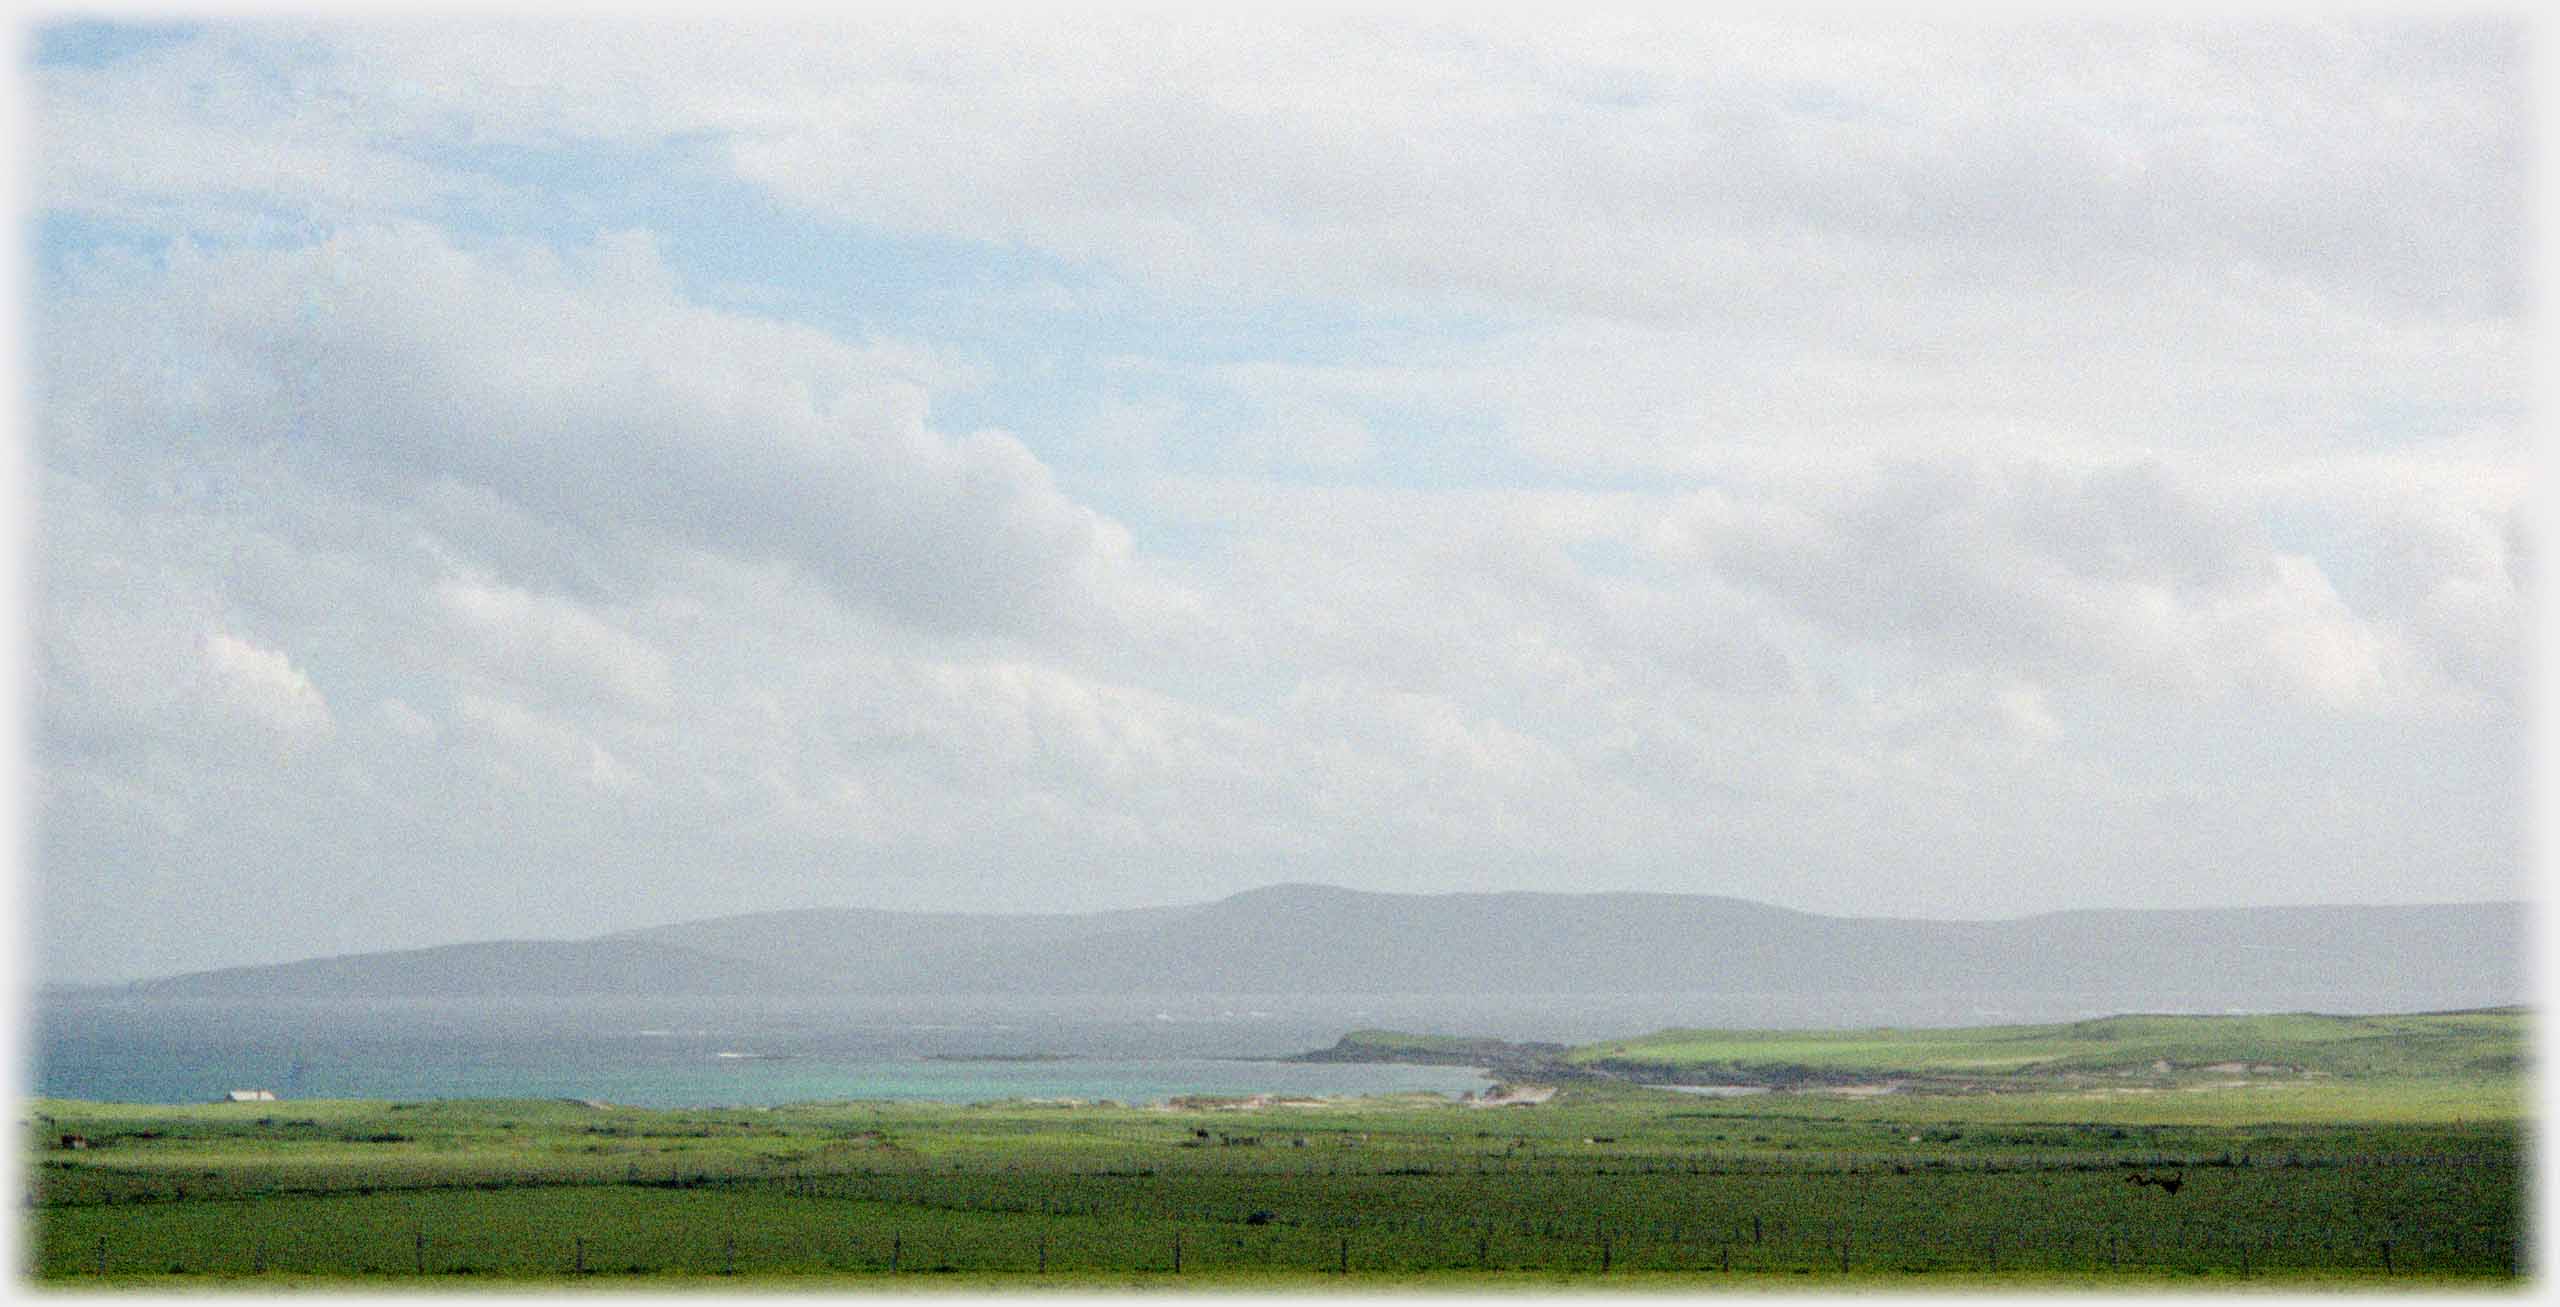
(154, 1055, 1495, 1108)
(34, 994, 1511, 1107)
(36, 986, 2439, 1108)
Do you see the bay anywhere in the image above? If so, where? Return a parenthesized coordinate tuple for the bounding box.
(31, 986, 2451, 1108)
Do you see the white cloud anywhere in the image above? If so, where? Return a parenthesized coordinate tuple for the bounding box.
(42, 223, 1177, 643)
(435, 576, 672, 712)
(1994, 683, 2062, 745)
(41, 19, 2515, 331)
(1653, 452, 2484, 715)
(376, 698, 438, 741)
(201, 631, 333, 739)
(24, 16, 2528, 978)
(34, 28, 502, 231)
(454, 691, 639, 794)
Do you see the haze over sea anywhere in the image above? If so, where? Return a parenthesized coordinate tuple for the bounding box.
(34, 987, 2466, 1108)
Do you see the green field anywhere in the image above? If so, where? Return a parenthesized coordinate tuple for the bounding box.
(21, 1010, 2531, 1288)
(1568, 1009, 2529, 1082)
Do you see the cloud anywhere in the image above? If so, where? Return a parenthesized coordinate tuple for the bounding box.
(662, 17, 2512, 326)
(454, 692, 640, 794)
(1652, 453, 2475, 714)
(201, 631, 333, 739)
(24, 16, 2527, 979)
(375, 698, 438, 741)
(33, 27, 501, 232)
(435, 576, 672, 712)
(41, 224, 1171, 643)
(43, 19, 2516, 329)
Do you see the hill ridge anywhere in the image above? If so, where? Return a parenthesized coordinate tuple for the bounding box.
(112, 885, 2526, 1007)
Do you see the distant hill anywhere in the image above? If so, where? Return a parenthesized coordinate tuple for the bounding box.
(128, 937, 818, 997)
(120, 884, 2525, 1010)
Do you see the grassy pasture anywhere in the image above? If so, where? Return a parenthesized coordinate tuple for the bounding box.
(20, 1009, 2530, 1287)
(1568, 1009, 2528, 1081)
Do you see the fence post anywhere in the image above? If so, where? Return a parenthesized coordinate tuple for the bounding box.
(574, 1236, 585, 1276)
(892, 1234, 901, 1274)
(95, 1237, 107, 1278)
(1600, 1232, 1611, 1274)
(2381, 1240, 2393, 1275)
(1173, 1230, 1183, 1274)
(1038, 1235, 1047, 1275)
(724, 1235, 736, 1276)
(1338, 1234, 1348, 1275)
(414, 1228, 425, 1276)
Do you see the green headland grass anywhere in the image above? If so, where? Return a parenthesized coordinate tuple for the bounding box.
(1567, 1008, 2526, 1080)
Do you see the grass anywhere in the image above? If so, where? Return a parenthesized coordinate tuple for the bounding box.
(21, 1009, 2530, 1288)
(1567, 1009, 2528, 1081)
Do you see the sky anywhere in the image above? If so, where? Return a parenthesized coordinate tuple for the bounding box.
(19, 12, 2532, 983)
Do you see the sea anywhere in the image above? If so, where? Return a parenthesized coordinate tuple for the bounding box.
(28, 987, 2459, 1108)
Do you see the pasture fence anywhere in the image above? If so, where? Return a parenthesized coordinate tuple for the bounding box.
(40, 1139, 2526, 1283)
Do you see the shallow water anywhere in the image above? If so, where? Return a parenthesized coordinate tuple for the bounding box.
(30, 987, 2455, 1107)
